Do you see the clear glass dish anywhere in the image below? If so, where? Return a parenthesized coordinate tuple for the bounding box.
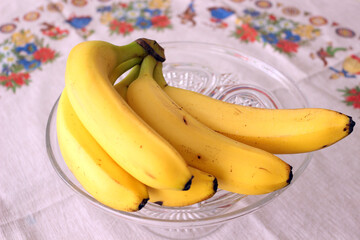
(46, 42, 312, 239)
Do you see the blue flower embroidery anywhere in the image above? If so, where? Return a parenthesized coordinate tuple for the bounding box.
(244, 9, 260, 17)
(97, 6, 112, 13)
(261, 33, 278, 44)
(16, 43, 37, 54)
(283, 30, 301, 42)
(135, 17, 152, 29)
(18, 59, 41, 71)
(144, 8, 162, 16)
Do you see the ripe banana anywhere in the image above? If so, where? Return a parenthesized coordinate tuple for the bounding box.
(148, 167, 218, 207)
(156, 78, 355, 154)
(126, 55, 293, 195)
(114, 64, 140, 100)
(56, 90, 149, 212)
(65, 39, 193, 190)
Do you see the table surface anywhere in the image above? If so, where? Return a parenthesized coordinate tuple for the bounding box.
(1, 0, 359, 239)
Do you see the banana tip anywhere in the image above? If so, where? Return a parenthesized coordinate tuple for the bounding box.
(213, 178, 218, 192)
(287, 166, 293, 184)
(183, 175, 194, 191)
(138, 198, 149, 211)
(348, 115, 356, 134)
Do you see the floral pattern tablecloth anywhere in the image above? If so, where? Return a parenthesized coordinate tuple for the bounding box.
(1, 0, 359, 239)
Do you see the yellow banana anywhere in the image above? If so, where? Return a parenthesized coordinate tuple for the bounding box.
(114, 64, 140, 100)
(56, 90, 149, 212)
(148, 167, 218, 207)
(126, 55, 293, 195)
(156, 79, 355, 154)
(65, 40, 192, 190)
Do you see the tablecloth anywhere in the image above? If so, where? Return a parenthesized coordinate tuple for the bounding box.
(0, 0, 359, 239)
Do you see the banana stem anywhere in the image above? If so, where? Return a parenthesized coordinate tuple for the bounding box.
(135, 38, 165, 62)
(153, 62, 168, 89)
(109, 57, 142, 84)
(114, 65, 141, 99)
(138, 55, 157, 79)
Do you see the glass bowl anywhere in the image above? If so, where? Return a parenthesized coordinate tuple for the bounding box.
(46, 42, 312, 239)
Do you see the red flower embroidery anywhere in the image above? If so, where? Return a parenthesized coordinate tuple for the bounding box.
(33, 47, 56, 63)
(276, 40, 299, 53)
(269, 14, 277, 21)
(0, 72, 30, 88)
(42, 27, 69, 38)
(151, 15, 170, 28)
(346, 92, 360, 108)
(236, 24, 258, 42)
(110, 20, 134, 34)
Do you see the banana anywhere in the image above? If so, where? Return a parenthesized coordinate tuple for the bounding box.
(126, 55, 293, 195)
(65, 39, 193, 190)
(156, 78, 355, 154)
(148, 167, 218, 207)
(56, 90, 149, 212)
(115, 65, 219, 206)
(114, 64, 140, 100)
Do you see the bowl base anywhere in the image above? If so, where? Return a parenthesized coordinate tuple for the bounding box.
(141, 223, 224, 240)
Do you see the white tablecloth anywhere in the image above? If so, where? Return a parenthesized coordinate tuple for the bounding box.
(1, 0, 359, 239)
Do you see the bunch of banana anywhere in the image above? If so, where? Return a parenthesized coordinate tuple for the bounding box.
(126, 55, 293, 196)
(58, 39, 218, 211)
(58, 38, 355, 212)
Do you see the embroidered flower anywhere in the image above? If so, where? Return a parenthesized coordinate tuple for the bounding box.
(235, 15, 253, 25)
(100, 12, 114, 25)
(135, 16, 152, 29)
(127, 9, 141, 19)
(97, 6, 112, 13)
(278, 19, 295, 30)
(144, 8, 162, 17)
(33, 47, 56, 63)
(11, 30, 34, 46)
(151, 15, 170, 28)
(3, 53, 17, 66)
(236, 24, 258, 42)
(0, 42, 14, 55)
(283, 30, 301, 42)
(293, 24, 320, 40)
(16, 43, 38, 54)
(18, 59, 41, 71)
(244, 9, 260, 17)
(340, 86, 360, 108)
(251, 19, 267, 30)
(112, 8, 126, 21)
(268, 14, 277, 22)
(109, 19, 134, 35)
(264, 24, 281, 34)
(133, 1, 147, 9)
(276, 39, 298, 53)
(0, 72, 30, 89)
(261, 33, 278, 44)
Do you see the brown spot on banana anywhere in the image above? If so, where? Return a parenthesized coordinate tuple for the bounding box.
(145, 171, 156, 179)
(183, 116, 188, 125)
(258, 167, 271, 174)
